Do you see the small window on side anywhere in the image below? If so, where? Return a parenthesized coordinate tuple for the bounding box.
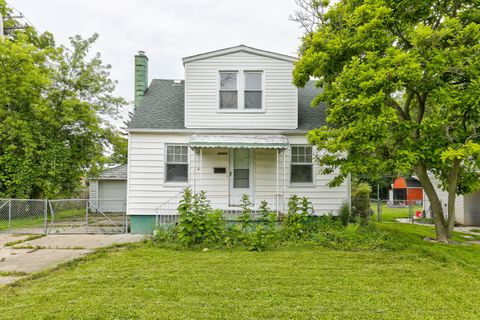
(291, 146, 313, 183)
(166, 145, 188, 182)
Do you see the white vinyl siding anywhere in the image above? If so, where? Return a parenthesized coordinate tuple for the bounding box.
(127, 133, 350, 216)
(185, 51, 297, 129)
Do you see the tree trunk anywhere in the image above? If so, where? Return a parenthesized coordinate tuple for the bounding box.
(446, 159, 461, 239)
(413, 164, 449, 242)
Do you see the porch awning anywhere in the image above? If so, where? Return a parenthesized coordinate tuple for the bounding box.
(189, 134, 289, 149)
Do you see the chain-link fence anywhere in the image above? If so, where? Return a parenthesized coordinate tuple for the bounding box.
(0, 199, 127, 235)
(370, 199, 430, 223)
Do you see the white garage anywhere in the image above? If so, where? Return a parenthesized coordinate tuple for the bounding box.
(89, 165, 127, 212)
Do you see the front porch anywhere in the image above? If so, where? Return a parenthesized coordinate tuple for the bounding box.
(189, 134, 289, 214)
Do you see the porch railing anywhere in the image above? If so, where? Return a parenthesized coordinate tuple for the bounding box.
(153, 193, 285, 224)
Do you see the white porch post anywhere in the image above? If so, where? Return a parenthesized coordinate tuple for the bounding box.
(192, 148, 196, 193)
(276, 148, 279, 215)
(283, 148, 286, 214)
(199, 148, 203, 192)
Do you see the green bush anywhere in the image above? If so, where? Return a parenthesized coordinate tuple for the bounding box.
(152, 224, 176, 245)
(352, 182, 372, 224)
(152, 191, 389, 252)
(247, 200, 278, 251)
(339, 201, 351, 227)
(176, 188, 225, 247)
(281, 195, 312, 240)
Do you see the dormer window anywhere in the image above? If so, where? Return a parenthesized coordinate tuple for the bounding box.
(244, 71, 262, 109)
(219, 72, 238, 109)
(218, 70, 264, 112)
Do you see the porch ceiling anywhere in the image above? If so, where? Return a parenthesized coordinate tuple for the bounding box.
(189, 134, 289, 149)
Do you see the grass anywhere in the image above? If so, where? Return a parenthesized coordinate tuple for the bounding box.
(4, 234, 45, 247)
(0, 223, 480, 319)
(371, 203, 424, 222)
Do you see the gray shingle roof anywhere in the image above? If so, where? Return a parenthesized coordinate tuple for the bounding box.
(128, 79, 326, 131)
(96, 165, 128, 180)
(129, 80, 185, 130)
(297, 81, 327, 130)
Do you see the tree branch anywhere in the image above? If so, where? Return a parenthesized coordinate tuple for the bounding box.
(385, 96, 410, 121)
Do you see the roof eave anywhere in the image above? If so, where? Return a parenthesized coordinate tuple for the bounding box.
(182, 45, 298, 65)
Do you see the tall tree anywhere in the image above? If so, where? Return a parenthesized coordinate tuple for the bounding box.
(0, 2, 127, 198)
(293, 0, 480, 242)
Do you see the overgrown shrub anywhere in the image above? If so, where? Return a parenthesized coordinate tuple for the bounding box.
(152, 191, 389, 252)
(352, 182, 372, 224)
(176, 188, 225, 247)
(281, 195, 312, 240)
(248, 200, 278, 251)
(339, 201, 351, 227)
(152, 224, 176, 244)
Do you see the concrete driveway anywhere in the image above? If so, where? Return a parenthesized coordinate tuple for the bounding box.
(0, 234, 144, 286)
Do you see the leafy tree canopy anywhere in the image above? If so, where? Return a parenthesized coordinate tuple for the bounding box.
(293, 0, 480, 241)
(0, 1, 128, 198)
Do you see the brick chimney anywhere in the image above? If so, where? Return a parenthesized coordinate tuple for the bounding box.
(134, 51, 148, 109)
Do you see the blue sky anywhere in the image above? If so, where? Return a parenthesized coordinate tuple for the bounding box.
(8, 0, 303, 123)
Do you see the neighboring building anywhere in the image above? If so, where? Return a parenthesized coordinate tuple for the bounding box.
(391, 177, 423, 204)
(89, 165, 127, 212)
(126, 45, 351, 234)
(424, 178, 480, 225)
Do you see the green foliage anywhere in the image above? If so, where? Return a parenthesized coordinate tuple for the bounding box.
(175, 188, 225, 247)
(0, 7, 127, 198)
(152, 224, 176, 245)
(281, 195, 311, 240)
(155, 192, 391, 252)
(247, 200, 278, 251)
(351, 181, 372, 224)
(293, 0, 480, 239)
(238, 194, 253, 232)
(339, 201, 351, 227)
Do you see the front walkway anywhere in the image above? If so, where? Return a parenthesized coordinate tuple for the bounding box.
(0, 234, 144, 286)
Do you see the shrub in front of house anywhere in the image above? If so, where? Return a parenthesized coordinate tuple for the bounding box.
(152, 188, 389, 251)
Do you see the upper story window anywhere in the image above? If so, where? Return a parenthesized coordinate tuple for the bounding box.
(291, 145, 313, 184)
(219, 72, 238, 109)
(218, 70, 264, 112)
(244, 72, 262, 109)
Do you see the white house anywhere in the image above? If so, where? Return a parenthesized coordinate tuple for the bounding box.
(126, 45, 351, 234)
(424, 178, 480, 225)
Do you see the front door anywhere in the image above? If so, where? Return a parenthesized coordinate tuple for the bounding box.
(229, 149, 253, 206)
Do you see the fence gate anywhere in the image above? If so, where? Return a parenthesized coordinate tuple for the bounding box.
(48, 199, 127, 234)
(0, 199, 126, 235)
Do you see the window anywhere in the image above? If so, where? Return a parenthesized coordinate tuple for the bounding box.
(166, 145, 188, 182)
(218, 70, 264, 111)
(219, 72, 238, 109)
(291, 146, 313, 183)
(244, 72, 262, 109)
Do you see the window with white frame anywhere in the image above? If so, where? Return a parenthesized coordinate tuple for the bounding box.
(219, 72, 238, 109)
(244, 71, 262, 109)
(218, 70, 264, 111)
(290, 145, 313, 183)
(166, 145, 188, 182)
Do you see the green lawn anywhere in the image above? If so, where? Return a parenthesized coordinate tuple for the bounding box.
(371, 202, 424, 222)
(1, 223, 480, 319)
